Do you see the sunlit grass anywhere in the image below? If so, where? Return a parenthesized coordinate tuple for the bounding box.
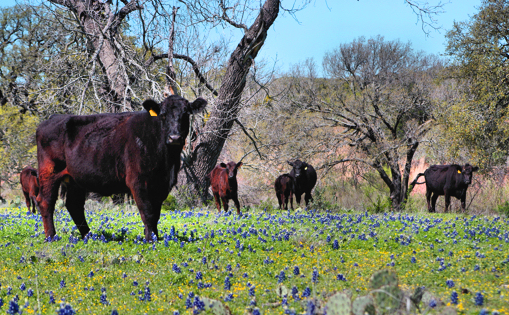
(0, 205, 508, 314)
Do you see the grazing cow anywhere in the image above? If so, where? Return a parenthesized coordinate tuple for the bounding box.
(410, 163, 479, 213)
(210, 161, 243, 214)
(20, 166, 39, 213)
(288, 159, 317, 207)
(35, 95, 207, 240)
(274, 173, 294, 210)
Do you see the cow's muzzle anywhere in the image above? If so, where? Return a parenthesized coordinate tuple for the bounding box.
(167, 135, 182, 145)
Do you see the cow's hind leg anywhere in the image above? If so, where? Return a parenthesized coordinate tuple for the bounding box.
(213, 192, 222, 212)
(221, 196, 230, 213)
(277, 192, 283, 210)
(30, 196, 38, 214)
(444, 192, 451, 213)
(431, 193, 439, 213)
(232, 195, 241, 215)
(289, 191, 294, 210)
(426, 189, 432, 212)
(65, 182, 90, 238)
(23, 191, 31, 213)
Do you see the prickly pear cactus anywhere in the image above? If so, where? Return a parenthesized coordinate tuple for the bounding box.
(201, 297, 232, 315)
(324, 292, 352, 315)
(371, 284, 403, 315)
(369, 269, 399, 290)
(276, 284, 289, 297)
(352, 295, 376, 315)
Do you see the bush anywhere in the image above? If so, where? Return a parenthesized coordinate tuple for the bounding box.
(495, 201, 509, 217)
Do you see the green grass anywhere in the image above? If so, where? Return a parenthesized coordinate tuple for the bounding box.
(0, 204, 508, 314)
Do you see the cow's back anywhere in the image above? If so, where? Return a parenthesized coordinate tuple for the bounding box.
(424, 164, 462, 195)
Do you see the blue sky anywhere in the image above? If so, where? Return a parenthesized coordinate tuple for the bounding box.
(2, 0, 481, 71)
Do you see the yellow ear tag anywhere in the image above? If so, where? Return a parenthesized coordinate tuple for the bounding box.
(304, 167, 308, 170)
(458, 170, 461, 174)
(149, 109, 158, 117)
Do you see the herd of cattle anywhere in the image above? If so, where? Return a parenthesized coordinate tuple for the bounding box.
(17, 95, 480, 241)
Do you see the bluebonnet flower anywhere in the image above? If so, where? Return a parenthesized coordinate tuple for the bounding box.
(332, 239, 339, 250)
(278, 271, 286, 283)
(429, 299, 436, 308)
(185, 297, 193, 309)
(27, 289, 33, 297)
(312, 269, 319, 283)
(57, 303, 76, 315)
(100, 292, 108, 305)
(19, 283, 25, 291)
(474, 264, 480, 271)
(446, 280, 454, 288)
(224, 276, 231, 290)
(49, 291, 55, 304)
(143, 286, 151, 302)
(172, 264, 181, 273)
(306, 300, 315, 315)
(60, 279, 66, 288)
(249, 286, 255, 297)
(6, 298, 19, 315)
(302, 287, 311, 297)
(451, 291, 458, 305)
(224, 293, 233, 302)
(242, 273, 248, 278)
(337, 274, 347, 281)
(196, 271, 203, 280)
(293, 266, 300, 276)
(202, 257, 207, 264)
(173, 311, 180, 315)
(252, 308, 261, 315)
(475, 292, 484, 306)
(0, 298, 3, 308)
(87, 271, 94, 277)
(133, 280, 138, 286)
(7, 286, 12, 295)
(411, 257, 416, 264)
(194, 296, 205, 311)
(111, 310, 119, 315)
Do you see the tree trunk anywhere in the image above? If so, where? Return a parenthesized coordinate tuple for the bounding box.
(48, 0, 140, 112)
(177, 0, 280, 200)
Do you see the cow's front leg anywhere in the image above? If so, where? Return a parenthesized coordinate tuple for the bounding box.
(36, 164, 63, 239)
(130, 186, 161, 241)
(460, 195, 467, 212)
(232, 194, 241, 215)
(430, 193, 438, 213)
(444, 191, 451, 213)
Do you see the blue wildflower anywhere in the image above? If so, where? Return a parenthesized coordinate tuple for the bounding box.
(278, 271, 286, 283)
(429, 299, 436, 308)
(60, 279, 66, 288)
(19, 283, 25, 291)
(312, 269, 319, 283)
(224, 276, 231, 290)
(475, 292, 484, 306)
(249, 286, 255, 297)
(451, 291, 458, 305)
(446, 280, 454, 288)
(293, 266, 300, 276)
(411, 256, 416, 263)
(57, 303, 76, 315)
(27, 289, 33, 297)
(302, 287, 311, 297)
(6, 299, 19, 314)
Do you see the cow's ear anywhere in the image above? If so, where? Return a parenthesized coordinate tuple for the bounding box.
(236, 162, 243, 169)
(143, 100, 160, 117)
(220, 163, 227, 168)
(472, 166, 479, 172)
(287, 161, 294, 167)
(187, 98, 208, 114)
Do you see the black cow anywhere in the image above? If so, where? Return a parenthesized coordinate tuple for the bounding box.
(209, 161, 243, 215)
(274, 173, 294, 210)
(411, 163, 479, 213)
(288, 159, 317, 207)
(36, 95, 207, 240)
(20, 166, 39, 213)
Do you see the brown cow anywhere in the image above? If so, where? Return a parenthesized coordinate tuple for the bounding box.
(20, 166, 39, 213)
(36, 95, 207, 240)
(210, 161, 243, 214)
(274, 173, 294, 210)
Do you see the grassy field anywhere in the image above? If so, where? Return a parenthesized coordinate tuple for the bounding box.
(0, 204, 508, 314)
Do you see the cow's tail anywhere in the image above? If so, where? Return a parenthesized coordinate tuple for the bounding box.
(410, 173, 426, 187)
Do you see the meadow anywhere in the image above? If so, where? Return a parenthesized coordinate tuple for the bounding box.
(0, 203, 508, 315)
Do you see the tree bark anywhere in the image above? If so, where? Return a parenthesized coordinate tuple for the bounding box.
(48, 0, 141, 112)
(177, 0, 280, 199)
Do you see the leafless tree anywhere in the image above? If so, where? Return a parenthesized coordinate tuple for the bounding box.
(284, 36, 443, 210)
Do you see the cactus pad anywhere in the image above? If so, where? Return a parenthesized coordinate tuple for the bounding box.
(201, 297, 232, 315)
(371, 284, 403, 315)
(325, 292, 352, 315)
(369, 269, 399, 290)
(352, 295, 376, 315)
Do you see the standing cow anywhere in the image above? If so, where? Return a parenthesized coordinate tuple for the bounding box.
(274, 174, 294, 210)
(288, 159, 317, 207)
(411, 163, 479, 213)
(20, 166, 39, 213)
(210, 161, 242, 214)
(36, 95, 207, 240)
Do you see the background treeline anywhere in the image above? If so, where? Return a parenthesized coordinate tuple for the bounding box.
(1, 0, 509, 215)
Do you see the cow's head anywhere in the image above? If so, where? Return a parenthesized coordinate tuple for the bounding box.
(460, 163, 479, 185)
(142, 95, 207, 145)
(288, 159, 308, 178)
(220, 161, 243, 180)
